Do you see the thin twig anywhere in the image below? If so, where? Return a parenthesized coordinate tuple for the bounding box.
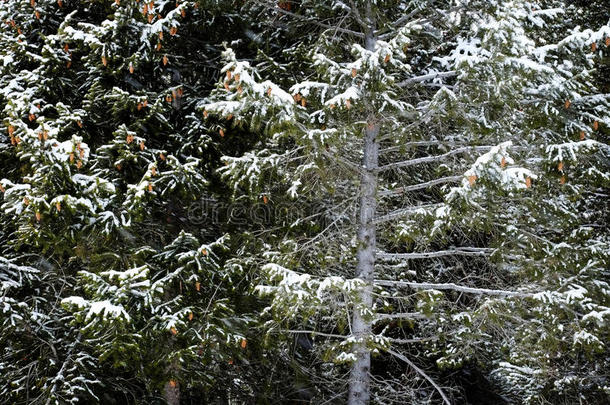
(387, 349, 451, 405)
(379, 175, 462, 197)
(267, 3, 365, 38)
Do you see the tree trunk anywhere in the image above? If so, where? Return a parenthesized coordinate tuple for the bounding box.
(164, 288, 180, 405)
(347, 111, 379, 404)
(163, 380, 180, 405)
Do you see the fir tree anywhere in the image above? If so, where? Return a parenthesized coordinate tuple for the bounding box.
(1, 0, 608, 403)
(204, 1, 610, 403)
(0, 1, 279, 403)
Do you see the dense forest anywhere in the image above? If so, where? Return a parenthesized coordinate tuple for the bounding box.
(0, 1, 609, 404)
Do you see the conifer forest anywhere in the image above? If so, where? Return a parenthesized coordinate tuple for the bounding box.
(1, 1, 609, 404)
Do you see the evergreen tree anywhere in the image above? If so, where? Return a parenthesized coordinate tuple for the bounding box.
(1, 0, 608, 403)
(204, 0, 610, 403)
(0, 1, 284, 403)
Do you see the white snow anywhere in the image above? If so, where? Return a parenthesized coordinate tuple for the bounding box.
(86, 300, 130, 321)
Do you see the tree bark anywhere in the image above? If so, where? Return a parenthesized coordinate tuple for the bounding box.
(348, 9, 378, 405)
(163, 380, 180, 405)
(163, 288, 180, 405)
(347, 115, 379, 404)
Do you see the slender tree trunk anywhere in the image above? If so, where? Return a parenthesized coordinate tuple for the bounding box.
(347, 106, 379, 404)
(163, 380, 180, 405)
(163, 288, 180, 405)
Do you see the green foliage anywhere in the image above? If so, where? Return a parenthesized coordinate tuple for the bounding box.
(1, 0, 608, 404)
(0, 0, 293, 403)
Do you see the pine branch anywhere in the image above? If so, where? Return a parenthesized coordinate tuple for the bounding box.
(379, 175, 462, 196)
(375, 279, 533, 298)
(374, 312, 428, 322)
(379, 141, 442, 154)
(373, 203, 443, 224)
(377, 146, 493, 172)
(281, 330, 346, 339)
(397, 71, 457, 87)
(385, 336, 438, 344)
(377, 247, 492, 260)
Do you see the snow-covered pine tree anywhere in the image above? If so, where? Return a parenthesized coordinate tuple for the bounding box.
(0, 1, 116, 402)
(204, 0, 610, 403)
(0, 1, 275, 403)
(484, 1, 610, 402)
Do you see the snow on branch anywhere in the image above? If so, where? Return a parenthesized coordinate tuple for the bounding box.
(556, 24, 610, 51)
(377, 247, 492, 260)
(546, 139, 610, 162)
(256, 264, 367, 316)
(375, 279, 534, 298)
(444, 141, 537, 206)
(397, 70, 456, 87)
(62, 296, 131, 322)
(377, 146, 493, 172)
(373, 203, 443, 224)
(203, 48, 295, 125)
(0, 257, 39, 297)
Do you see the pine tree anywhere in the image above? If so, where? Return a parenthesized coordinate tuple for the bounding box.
(485, 1, 610, 402)
(204, 1, 610, 403)
(0, 1, 281, 403)
(1, 0, 608, 403)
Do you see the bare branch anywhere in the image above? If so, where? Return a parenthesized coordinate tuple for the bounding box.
(377, 247, 493, 260)
(378, 146, 493, 172)
(397, 71, 457, 87)
(268, 3, 365, 38)
(322, 149, 363, 173)
(422, 83, 455, 88)
(379, 175, 462, 196)
(379, 141, 442, 154)
(373, 203, 443, 224)
(281, 329, 346, 339)
(375, 279, 534, 298)
(347, 0, 369, 31)
(378, 9, 423, 37)
(374, 312, 428, 323)
(385, 336, 438, 344)
(387, 349, 452, 405)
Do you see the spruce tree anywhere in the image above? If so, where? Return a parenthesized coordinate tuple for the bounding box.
(204, 1, 610, 403)
(0, 1, 280, 403)
(1, 0, 608, 403)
